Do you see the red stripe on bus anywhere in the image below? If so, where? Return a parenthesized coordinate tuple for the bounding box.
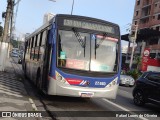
(66, 78, 83, 85)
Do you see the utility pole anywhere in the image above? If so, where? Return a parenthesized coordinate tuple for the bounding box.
(0, 0, 14, 71)
(128, 24, 138, 70)
(71, 0, 75, 15)
(2, 0, 14, 43)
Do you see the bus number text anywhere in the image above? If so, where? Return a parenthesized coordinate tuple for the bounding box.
(95, 81, 106, 86)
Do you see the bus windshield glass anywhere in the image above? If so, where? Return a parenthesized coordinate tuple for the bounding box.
(57, 30, 118, 73)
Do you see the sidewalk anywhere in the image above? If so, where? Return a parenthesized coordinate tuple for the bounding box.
(0, 58, 37, 120)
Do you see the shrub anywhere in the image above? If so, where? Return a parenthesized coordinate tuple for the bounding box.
(126, 69, 142, 80)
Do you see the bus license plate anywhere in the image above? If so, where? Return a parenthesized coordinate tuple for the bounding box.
(80, 92, 94, 97)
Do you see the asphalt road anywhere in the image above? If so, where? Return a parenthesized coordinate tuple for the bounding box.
(11, 57, 160, 120)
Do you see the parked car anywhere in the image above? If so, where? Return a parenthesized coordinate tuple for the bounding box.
(10, 51, 18, 57)
(119, 75, 135, 87)
(133, 71, 160, 106)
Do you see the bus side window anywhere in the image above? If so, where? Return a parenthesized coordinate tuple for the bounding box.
(39, 31, 43, 46)
(38, 30, 47, 61)
(34, 35, 38, 47)
(42, 30, 47, 45)
(37, 31, 43, 61)
(33, 35, 37, 60)
(35, 34, 41, 60)
(29, 38, 32, 59)
(43, 30, 48, 61)
(37, 34, 41, 47)
(30, 37, 34, 59)
(27, 39, 30, 53)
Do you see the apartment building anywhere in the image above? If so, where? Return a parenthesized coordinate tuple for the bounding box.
(121, 0, 160, 71)
(133, 0, 160, 30)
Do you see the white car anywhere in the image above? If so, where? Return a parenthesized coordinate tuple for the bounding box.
(120, 75, 135, 87)
(10, 51, 18, 57)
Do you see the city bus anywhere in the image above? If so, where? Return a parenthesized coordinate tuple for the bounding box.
(23, 14, 121, 98)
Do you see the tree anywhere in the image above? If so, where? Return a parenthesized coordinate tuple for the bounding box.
(11, 40, 18, 48)
(135, 55, 142, 70)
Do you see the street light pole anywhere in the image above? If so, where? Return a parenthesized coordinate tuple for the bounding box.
(128, 24, 138, 70)
(71, 0, 75, 15)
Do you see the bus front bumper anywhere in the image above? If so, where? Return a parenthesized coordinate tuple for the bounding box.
(48, 77, 119, 99)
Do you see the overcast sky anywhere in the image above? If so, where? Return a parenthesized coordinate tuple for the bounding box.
(0, 0, 135, 46)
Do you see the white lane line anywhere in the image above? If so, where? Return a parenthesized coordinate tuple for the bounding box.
(29, 98, 38, 111)
(102, 98, 149, 120)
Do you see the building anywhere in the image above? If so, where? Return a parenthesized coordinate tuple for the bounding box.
(133, 0, 160, 30)
(43, 13, 55, 24)
(121, 0, 160, 71)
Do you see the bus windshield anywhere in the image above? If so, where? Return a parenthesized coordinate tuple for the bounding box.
(57, 30, 118, 73)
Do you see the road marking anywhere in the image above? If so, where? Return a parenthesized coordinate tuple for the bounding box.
(102, 98, 149, 120)
(29, 98, 38, 111)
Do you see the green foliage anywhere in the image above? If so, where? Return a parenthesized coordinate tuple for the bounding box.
(134, 55, 142, 70)
(11, 40, 18, 48)
(126, 69, 142, 80)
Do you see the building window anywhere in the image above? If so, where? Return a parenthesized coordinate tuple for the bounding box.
(149, 38, 159, 45)
(158, 14, 160, 20)
(136, 11, 139, 16)
(140, 18, 149, 24)
(152, 16, 155, 19)
(135, 21, 137, 25)
(137, 0, 140, 5)
(155, 3, 157, 7)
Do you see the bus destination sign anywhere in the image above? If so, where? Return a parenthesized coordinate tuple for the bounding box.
(64, 19, 115, 34)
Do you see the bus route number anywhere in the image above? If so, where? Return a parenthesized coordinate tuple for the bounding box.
(95, 81, 106, 86)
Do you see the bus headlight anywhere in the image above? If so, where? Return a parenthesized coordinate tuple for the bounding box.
(57, 75, 62, 80)
(55, 71, 69, 84)
(112, 80, 116, 85)
(106, 77, 118, 87)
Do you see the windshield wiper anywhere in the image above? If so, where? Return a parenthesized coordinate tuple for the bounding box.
(72, 28, 86, 57)
(96, 33, 107, 49)
(72, 28, 86, 48)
